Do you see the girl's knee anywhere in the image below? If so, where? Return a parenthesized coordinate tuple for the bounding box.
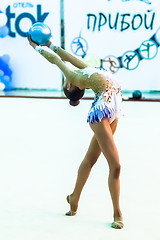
(110, 163, 121, 179)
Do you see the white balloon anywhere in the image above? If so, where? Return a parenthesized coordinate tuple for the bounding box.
(0, 82, 5, 91)
(0, 13, 7, 27)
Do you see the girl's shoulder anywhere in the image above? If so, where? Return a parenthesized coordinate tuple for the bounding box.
(76, 67, 119, 84)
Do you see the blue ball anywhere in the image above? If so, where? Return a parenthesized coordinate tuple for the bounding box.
(132, 90, 142, 100)
(28, 22, 51, 45)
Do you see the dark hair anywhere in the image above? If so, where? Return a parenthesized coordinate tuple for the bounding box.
(63, 86, 85, 106)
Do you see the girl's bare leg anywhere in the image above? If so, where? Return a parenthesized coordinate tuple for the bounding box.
(66, 134, 101, 215)
(66, 120, 119, 216)
(89, 119, 123, 228)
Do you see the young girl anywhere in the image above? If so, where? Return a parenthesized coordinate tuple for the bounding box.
(28, 37, 124, 229)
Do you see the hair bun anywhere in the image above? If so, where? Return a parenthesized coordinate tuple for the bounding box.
(69, 100, 80, 106)
(63, 85, 85, 106)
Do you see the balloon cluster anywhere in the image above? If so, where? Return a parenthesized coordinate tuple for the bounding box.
(0, 55, 12, 90)
(0, 10, 12, 90)
(0, 10, 9, 38)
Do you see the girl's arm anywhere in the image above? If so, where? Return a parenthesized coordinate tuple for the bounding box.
(45, 41, 88, 69)
(28, 37, 74, 80)
(35, 46, 75, 82)
(28, 38, 88, 89)
(35, 47, 87, 89)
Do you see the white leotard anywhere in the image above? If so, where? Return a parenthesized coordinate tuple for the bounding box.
(80, 67, 122, 123)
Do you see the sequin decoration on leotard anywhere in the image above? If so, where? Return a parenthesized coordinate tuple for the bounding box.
(80, 67, 122, 123)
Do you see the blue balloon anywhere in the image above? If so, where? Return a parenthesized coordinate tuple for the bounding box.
(0, 25, 9, 38)
(0, 52, 12, 90)
(2, 75, 11, 82)
(28, 22, 52, 45)
(1, 75, 12, 90)
(0, 69, 4, 77)
(0, 57, 12, 76)
(1, 54, 10, 64)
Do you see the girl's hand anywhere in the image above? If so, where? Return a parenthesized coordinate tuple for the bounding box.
(27, 34, 38, 49)
(42, 40, 52, 48)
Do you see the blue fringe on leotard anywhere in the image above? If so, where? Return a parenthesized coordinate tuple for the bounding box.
(87, 91, 122, 123)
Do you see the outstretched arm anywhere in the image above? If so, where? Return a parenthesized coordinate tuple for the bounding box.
(45, 41, 88, 69)
(28, 37, 90, 89)
(28, 38, 75, 81)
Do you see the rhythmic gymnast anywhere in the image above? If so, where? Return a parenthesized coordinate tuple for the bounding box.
(28, 37, 124, 229)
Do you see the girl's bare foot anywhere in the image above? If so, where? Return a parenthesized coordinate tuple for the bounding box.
(111, 215, 124, 229)
(65, 194, 78, 216)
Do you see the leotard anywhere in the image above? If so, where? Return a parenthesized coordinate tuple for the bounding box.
(79, 67, 122, 124)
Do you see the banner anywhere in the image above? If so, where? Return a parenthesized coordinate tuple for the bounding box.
(0, 0, 61, 90)
(64, 0, 160, 91)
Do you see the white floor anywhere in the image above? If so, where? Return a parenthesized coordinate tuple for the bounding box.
(0, 98, 159, 240)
